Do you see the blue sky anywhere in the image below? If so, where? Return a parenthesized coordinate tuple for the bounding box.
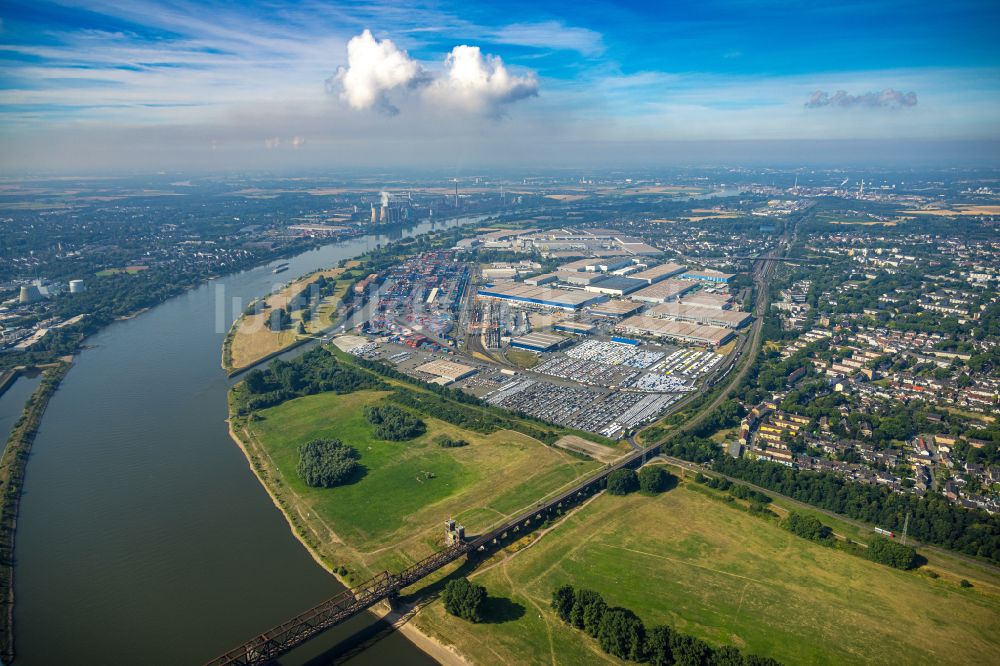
(1, 0, 998, 171)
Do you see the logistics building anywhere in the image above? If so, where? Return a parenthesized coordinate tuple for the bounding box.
(646, 302, 752, 328)
(583, 276, 647, 296)
(630, 262, 685, 284)
(414, 360, 478, 384)
(681, 291, 732, 309)
(629, 279, 696, 303)
(553, 321, 596, 335)
(525, 270, 609, 286)
(588, 300, 644, 317)
(680, 269, 734, 284)
(559, 256, 634, 273)
(477, 283, 607, 311)
(616, 315, 734, 346)
(509, 331, 570, 352)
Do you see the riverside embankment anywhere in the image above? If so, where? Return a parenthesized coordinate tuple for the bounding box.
(13, 215, 481, 665)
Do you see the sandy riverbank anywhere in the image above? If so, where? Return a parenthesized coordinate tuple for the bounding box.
(226, 419, 471, 664)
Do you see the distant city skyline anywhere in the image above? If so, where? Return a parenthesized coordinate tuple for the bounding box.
(1, 0, 998, 171)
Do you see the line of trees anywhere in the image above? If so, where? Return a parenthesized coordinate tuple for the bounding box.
(387, 386, 559, 443)
(347, 353, 613, 445)
(782, 509, 921, 570)
(713, 456, 1000, 565)
(694, 473, 773, 515)
(551, 585, 780, 666)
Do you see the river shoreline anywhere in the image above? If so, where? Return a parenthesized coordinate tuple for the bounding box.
(225, 418, 469, 665)
(0, 363, 70, 663)
(12, 213, 489, 665)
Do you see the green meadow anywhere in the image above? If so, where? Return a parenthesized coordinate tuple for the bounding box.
(414, 473, 1000, 665)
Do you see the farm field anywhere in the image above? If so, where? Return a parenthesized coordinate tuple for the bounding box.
(900, 205, 1000, 216)
(243, 389, 602, 579)
(413, 473, 1000, 666)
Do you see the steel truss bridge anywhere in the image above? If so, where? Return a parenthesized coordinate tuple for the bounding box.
(204, 447, 659, 666)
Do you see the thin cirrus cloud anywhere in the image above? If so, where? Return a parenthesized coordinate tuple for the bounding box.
(327, 30, 538, 117)
(806, 89, 918, 108)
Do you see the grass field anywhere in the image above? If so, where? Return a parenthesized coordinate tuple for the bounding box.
(224, 268, 344, 371)
(413, 471, 1000, 666)
(245, 389, 601, 577)
(900, 205, 1000, 217)
(505, 349, 540, 369)
(95, 266, 149, 276)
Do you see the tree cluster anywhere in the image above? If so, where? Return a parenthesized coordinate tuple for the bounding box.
(442, 578, 487, 623)
(638, 466, 675, 495)
(780, 511, 833, 542)
(237, 348, 384, 413)
(551, 585, 780, 666)
(364, 404, 426, 441)
(866, 535, 918, 570)
(435, 436, 469, 448)
(607, 469, 639, 495)
(296, 439, 360, 488)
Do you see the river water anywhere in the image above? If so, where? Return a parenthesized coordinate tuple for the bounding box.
(13, 217, 481, 665)
(0, 373, 43, 448)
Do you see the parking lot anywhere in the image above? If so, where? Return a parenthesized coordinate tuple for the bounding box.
(532, 355, 639, 388)
(334, 335, 721, 439)
(482, 373, 682, 439)
(565, 339, 666, 368)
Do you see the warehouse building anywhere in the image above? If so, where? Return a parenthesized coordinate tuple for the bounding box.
(414, 359, 478, 384)
(646, 302, 752, 328)
(477, 282, 607, 311)
(615, 315, 735, 346)
(680, 269, 735, 284)
(525, 270, 609, 286)
(583, 276, 647, 296)
(630, 262, 685, 284)
(588, 300, 644, 317)
(681, 291, 733, 309)
(554, 320, 596, 335)
(617, 240, 662, 255)
(509, 331, 570, 352)
(629, 279, 697, 303)
(559, 256, 634, 273)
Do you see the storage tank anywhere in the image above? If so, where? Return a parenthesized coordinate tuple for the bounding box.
(69, 279, 85, 294)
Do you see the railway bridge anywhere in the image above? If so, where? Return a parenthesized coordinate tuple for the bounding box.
(204, 446, 660, 666)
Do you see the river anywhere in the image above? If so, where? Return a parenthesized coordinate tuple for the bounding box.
(13, 216, 482, 665)
(0, 373, 43, 448)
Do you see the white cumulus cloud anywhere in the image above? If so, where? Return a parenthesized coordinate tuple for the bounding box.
(328, 32, 538, 118)
(426, 45, 538, 117)
(328, 29, 426, 114)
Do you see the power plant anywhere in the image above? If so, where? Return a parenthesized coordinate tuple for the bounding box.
(18, 284, 43, 304)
